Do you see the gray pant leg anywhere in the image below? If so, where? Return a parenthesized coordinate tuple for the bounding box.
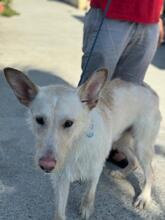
(112, 24, 159, 84)
(79, 8, 159, 86)
(79, 9, 135, 85)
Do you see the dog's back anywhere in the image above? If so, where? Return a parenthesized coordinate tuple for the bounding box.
(99, 79, 161, 142)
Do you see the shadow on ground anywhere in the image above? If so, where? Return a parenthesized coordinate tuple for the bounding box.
(72, 15, 84, 23)
(48, 0, 75, 8)
(0, 68, 165, 219)
(152, 45, 165, 70)
(155, 144, 165, 157)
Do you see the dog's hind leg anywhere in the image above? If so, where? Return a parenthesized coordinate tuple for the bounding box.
(80, 174, 101, 220)
(133, 145, 154, 210)
(133, 116, 160, 210)
(111, 131, 138, 179)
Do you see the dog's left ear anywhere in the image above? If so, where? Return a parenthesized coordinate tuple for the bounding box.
(3, 67, 38, 107)
(78, 68, 108, 110)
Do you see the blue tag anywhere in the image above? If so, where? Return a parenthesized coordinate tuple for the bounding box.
(86, 123, 94, 138)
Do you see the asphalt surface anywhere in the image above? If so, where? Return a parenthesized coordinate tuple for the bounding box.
(0, 0, 165, 219)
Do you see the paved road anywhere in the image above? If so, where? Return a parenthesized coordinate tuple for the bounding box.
(0, 0, 165, 219)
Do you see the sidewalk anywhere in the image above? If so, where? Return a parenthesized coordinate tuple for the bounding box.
(0, 0, 165, 219)
(0, 0, 84, 85)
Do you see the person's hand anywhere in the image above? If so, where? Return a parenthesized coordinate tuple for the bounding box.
(158, 17, 164, 46)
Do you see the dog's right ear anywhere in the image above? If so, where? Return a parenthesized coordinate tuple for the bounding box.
(4, 67, 38, 107)
(78, 68, 108, 110)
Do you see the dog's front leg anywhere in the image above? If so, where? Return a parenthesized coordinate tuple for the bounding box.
(80, 176, 100, 220)
(52, 175, 70, 220)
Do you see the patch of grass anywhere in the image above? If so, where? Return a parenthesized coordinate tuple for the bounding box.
(0, 0, 12, 5)
(1, 5, 19, 16)
(0, 0, 19, 17)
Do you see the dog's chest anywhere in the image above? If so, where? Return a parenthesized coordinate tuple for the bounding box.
(66, 123, 112, 181)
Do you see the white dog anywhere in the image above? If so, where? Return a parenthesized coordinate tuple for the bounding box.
(4, 67, 161, 220)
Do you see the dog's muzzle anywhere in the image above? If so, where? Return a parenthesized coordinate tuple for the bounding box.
(39, 151, 56, 173)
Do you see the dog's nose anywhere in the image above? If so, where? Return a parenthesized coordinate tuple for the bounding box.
(39, 153, 56, 173)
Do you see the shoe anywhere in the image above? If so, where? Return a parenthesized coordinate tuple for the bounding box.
(106, 150, 128, 168)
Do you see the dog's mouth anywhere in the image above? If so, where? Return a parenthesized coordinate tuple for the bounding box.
(39, 158, 56, 173)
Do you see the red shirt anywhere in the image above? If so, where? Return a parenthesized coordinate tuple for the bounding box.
(90, 0, 163, 24)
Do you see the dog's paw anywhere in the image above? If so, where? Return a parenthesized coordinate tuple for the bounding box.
(133, 195, 150, 210)
(111, 170, 126, 179)
(80, 203, 94, 220)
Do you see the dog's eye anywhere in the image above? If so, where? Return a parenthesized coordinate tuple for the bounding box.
(35, 116, 45, 126)
(63, 120, 73, 128)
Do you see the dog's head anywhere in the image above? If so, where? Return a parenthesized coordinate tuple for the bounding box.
(4, 68, 108, 173)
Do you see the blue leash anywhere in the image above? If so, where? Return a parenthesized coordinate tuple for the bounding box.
(78, 0, 111, 86)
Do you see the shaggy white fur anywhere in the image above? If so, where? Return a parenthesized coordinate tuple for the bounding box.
(4, 67, 161, 220)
